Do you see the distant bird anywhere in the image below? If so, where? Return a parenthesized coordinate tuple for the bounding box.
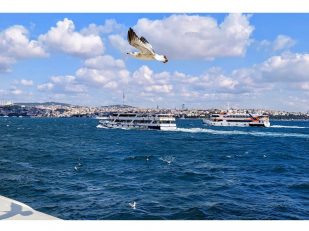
(127, 28, 168, 63)
(129, 201, 136, 209)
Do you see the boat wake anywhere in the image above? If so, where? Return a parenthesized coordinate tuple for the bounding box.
(172, 128, 309, 139)
(270, 125, 307, 129)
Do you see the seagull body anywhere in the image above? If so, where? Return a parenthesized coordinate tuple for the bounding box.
(127, 28, 168, 63)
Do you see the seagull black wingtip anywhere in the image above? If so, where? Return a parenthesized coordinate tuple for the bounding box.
(128, 28, 133, 43)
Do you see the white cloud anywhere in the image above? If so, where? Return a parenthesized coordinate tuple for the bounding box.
(0, 25, 47, 58)
(217, 76, 238, 90)
(123, 13, 254, 59)
(76, 55, 129, 89)
(84, 55, 125, 69)
(39, 18, 104, 58)
(132, 65, 155, 85)
(259, 53, 309, 82)
(37, 75, 87, 93)
(299, 82, 309, 91)
(0, 25, 47, 72)
(215, 52, 309, 94)
(53, 60, 259, 106)
(37, 55, 129, 102)
(131, 66, 173, 94)
(81, 19, 124, 35)
(124, 52, 309, 105)
(0, 56, 15, 72)
(144, 84, 173, 93)
(258, 35, 296, 52)
(259, 39, 271, 49)
(172, 67, 246, 95)
(10, 86, 23, 95)
(124, 65, 246, 105)
(37, 82, 54, 91)
(273, 35, 296, 51)
(20, 79, 34, 86)
(109, 34, 132, 53)
(14, 79, 34, 86)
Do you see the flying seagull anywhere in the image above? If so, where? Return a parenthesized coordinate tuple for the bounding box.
(127, 28, 168, 63)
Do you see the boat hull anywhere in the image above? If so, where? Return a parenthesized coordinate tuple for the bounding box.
(99, 121, 176, 130)
(202, 119, 270, 127)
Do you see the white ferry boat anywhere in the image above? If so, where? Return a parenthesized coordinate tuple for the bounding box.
(98, 113, 177, 130)
(203, 112, 270, 127)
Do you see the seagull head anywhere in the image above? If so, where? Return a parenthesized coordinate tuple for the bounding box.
(163, 55, 168, 63)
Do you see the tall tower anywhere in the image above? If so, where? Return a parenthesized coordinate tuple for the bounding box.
(122, 90, 125, 106)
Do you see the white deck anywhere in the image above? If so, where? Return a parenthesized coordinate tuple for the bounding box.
(0, 195, 60, 220)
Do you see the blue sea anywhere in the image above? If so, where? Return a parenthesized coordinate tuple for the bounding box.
(0, 117, 308, 220)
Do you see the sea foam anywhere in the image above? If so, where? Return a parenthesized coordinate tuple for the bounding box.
(270, 125, 307, 129)
(171, 127, 309, 139)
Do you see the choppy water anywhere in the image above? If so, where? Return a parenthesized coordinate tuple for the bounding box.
(0, 118, 308, 219)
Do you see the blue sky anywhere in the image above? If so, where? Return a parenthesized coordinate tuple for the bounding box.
(1, 13, 309, 112)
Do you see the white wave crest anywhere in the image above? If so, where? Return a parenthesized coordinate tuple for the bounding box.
(159, 155, 175, 165)
(271, 125, 307, 129)
(173, 128, 309, 139)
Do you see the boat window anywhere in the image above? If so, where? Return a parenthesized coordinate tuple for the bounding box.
(157, 114, 171, 118)
(163, 121, 173, 124)
(119, 114, 136, 117)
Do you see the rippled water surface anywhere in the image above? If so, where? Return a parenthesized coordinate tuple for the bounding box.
(0, 118, 308, 219)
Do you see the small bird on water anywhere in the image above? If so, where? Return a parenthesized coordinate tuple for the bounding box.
(127, 27, 168, 63)
(129, 201, 137, 209)
(74, 162, 82, 171)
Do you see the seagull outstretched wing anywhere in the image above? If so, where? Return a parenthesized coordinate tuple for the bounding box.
(127, 28, 155, 55)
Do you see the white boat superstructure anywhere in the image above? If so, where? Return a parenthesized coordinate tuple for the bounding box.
(203, 112, 270, 127)
(94, 116, 109, 120)
(98, 113, 177, 130)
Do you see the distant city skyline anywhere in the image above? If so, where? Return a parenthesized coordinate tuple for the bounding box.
(1, 14, 309, 112)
